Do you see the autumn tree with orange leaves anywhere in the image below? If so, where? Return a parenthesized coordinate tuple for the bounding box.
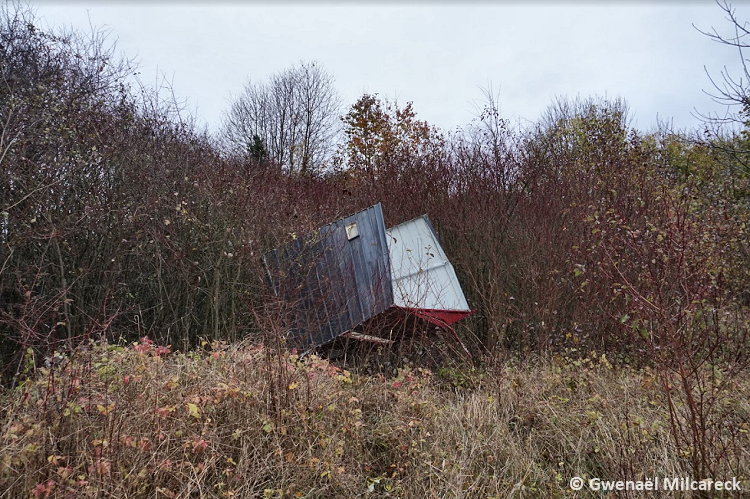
(338, 94, 445, 182)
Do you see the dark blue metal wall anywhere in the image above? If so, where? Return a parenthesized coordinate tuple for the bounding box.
(264, 203, 394, 349)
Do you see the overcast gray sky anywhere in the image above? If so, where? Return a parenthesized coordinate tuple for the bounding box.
(33, 2, 747, 135)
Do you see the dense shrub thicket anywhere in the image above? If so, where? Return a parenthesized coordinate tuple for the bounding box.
(1, 3, 749, 381)
(2, 4, 750, 497)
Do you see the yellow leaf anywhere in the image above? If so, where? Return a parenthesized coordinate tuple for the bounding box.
(96, 403, 114, 415)
(187, 403, 201, 419)
(288, 381, 299, 390)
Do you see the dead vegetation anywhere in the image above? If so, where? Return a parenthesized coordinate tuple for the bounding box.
(2, 4, 750, 497)
(1, 339, 749, 498)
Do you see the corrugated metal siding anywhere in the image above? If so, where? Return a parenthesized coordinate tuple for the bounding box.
(264, 204, 393, 349)
(386, 215, 470, 312)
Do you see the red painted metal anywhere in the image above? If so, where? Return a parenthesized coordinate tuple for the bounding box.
(398, 306, 474, 327)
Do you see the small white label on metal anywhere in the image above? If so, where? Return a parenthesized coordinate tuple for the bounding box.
(346, 222, 359, 240)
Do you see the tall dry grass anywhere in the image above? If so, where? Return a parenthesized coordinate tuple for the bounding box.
(2, 339, 748, 498)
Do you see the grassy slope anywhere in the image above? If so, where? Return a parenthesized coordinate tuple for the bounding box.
(1, 339, 749, 498)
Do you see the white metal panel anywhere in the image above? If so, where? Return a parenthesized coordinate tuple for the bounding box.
(386, 216, 470, 312)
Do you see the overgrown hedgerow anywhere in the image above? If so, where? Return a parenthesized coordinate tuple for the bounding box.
(2, 4, 750, 498)
(1, 339, 748, 498)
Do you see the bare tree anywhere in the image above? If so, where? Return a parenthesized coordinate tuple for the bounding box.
(223, 61, 340, 174)
(693, 1, 750, 177)
(695, 1, 750, 127)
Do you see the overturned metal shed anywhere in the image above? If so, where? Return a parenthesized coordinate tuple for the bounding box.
(264, 203, 471, 351)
